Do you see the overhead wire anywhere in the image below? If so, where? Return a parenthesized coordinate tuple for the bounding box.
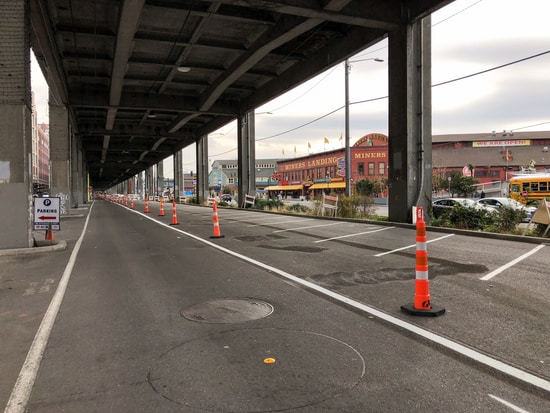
(252, 48, 550, 144)
(208, 0, 548, 158)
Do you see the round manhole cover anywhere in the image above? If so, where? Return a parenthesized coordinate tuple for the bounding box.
(148, 328, 366, 412)
(181, 298, 274, 323)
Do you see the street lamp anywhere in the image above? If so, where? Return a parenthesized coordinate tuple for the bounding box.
(345, 57, 384, 197)
(448, 176, 452, 196)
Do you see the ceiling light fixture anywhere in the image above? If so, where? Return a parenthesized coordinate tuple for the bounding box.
(177, 66, 191, 73)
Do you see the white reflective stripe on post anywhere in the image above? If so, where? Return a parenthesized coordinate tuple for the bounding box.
(416, 241, 427, 250)
(416, 270, 429, 280)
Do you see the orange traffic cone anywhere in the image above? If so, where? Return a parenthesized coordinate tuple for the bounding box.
(144, 196, 150, 213)
(159, 198, 165, 216)
(210, 201, 224, 238)
(45, 223, 54, 241)
(170, 199, 179, 225)
(401, 206, 445, 317)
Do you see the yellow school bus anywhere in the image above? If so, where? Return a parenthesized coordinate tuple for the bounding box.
(509, 173, 550, 201)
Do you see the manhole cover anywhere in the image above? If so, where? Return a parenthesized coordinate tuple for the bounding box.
(148, 328, 365, 412)
(181, 298, 274, 323)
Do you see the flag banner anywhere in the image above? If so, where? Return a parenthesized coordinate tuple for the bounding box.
(324, 137, 329, 144)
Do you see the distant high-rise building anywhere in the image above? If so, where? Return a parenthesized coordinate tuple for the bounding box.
(31, 92, 50, 194)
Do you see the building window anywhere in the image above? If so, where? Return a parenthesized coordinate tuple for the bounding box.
(378, 162, 385, 176)
(358, 163, 364, 176)
(368, 162, 375, 175)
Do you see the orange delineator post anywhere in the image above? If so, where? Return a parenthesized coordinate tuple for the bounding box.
(169, 199, 180, 225)
(144, 196, 150, 213)
(401, 206, 445, 317)
(159, 198, 165, 216)
(131, 198, 135, 209)
(210, 201, 224, 238)
(45, 223, 54, 241)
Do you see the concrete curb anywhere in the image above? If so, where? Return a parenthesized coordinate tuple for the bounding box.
(0, 240, 67, 257)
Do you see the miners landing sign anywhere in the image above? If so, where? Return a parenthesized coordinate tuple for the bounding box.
(33, 197, 61, 230)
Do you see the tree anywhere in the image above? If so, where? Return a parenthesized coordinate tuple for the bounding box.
(440, 172, 478, 197)
(355, 178, 375, 196)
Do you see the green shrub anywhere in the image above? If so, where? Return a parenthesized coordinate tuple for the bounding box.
(287, 203, 310, 213)
(253, 198, 284, 210)
(488, 206, 525, 233)
(434, 204, 491, 230)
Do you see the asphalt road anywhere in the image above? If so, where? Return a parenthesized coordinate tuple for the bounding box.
(1, 199, 549, 412)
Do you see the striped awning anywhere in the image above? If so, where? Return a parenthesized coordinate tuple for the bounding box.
(264, 184, 303, 191)
(309, 182, 346, 189)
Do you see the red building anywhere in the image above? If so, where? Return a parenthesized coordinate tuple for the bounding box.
(268, 133, 388, 197)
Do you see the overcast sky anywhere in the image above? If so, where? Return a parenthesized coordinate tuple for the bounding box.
(31, 0, 550, 176)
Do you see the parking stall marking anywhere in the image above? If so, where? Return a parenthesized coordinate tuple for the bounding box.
(488, 394, 531, 413)
(480, 244, 546, 281)
(374, 233, 455, 257)
(222, 214, 294, 224)
(247, 218, 312, 228)
(221, 211, 264, 219)
(273, 221, 345, 233)
(313, 226, 394, 243)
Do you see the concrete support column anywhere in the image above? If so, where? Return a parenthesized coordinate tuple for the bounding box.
(49, 93, 71, 216)
(0, 0, 33, 248)
(137, 171, 143, 199)
(173, 150, 183, 198)
(196, 135, 209, 204)
(82, 155, 89, 203)
(144, 167, 152, 198)
(157, 160, 164, 196)
(387, 17, 432, 223)
(71, 133, 83, 207)
(238, 111, 256, 206)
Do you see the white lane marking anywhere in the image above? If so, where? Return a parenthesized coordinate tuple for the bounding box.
(247, 218, 312, 228)
(313, 226, 394, 243)
(273, 222, 345, 233)
(374, 234, 455, 257)
(4, 203, 95, 413)
(126, 206, 550, 394)
(222, 215, 292, 224)
(488, 394, 531, 413)
(480, 244, 546, 281)
(222, 212, 264, 219)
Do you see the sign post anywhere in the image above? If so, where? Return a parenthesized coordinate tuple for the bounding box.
(33, 197, 61, 231)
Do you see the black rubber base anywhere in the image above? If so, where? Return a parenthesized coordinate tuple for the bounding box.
(210, 235, 225, 238)
(169, 222, 180, 225)
(400, 303, 446, 317)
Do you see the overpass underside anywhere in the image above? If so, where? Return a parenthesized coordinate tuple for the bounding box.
(0, 0, 452, 249)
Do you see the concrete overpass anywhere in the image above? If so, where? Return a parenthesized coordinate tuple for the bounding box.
(0, 0, 454, 248)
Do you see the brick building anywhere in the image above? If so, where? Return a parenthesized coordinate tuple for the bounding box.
(271, 133, 389, 197)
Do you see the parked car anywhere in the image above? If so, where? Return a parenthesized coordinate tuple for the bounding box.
(219, 194, 238, 206)
(432, 198, 492, 218)
(476, 197, 536, 222)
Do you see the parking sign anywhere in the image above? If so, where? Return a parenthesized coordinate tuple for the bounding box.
(33, 197, 61, 230)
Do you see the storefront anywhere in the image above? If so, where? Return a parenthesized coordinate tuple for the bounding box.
(267, 133, 389, 197)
